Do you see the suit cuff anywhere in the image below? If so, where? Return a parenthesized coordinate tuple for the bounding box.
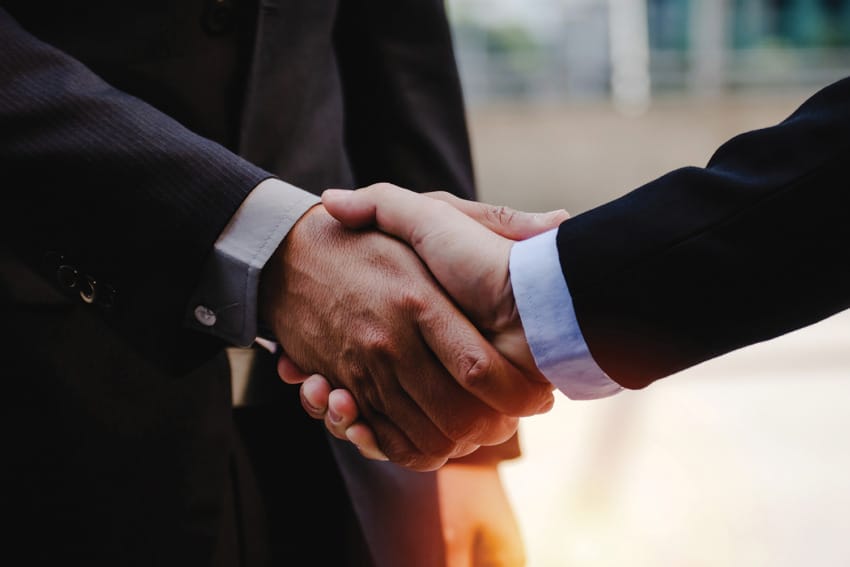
(509, 229, 624, 400)
(186, 178, 321, 346)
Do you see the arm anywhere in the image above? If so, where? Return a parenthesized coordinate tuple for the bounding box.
(275, 190, 571, 462)
(556, 76, 850, 388)
(438, 461, 525, 567)
(259, 203, 554, 471)
(291, 364, 526, 567)
(328, 0, 550, 468)
(299, 76, 850, 406)
(287, 70, 850, 452)
(0, 7, 270, 371)
(0, 7, 550, 473)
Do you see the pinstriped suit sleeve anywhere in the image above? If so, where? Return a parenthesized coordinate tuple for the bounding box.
(0, 8, 286, 370)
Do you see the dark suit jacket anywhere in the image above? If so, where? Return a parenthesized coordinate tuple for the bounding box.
(0, 1, 516, 566)
(556, 77, 850, 390)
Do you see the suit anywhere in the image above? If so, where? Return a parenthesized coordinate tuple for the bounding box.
(0, 1, 516, 565)
(555, 77, 850, 390)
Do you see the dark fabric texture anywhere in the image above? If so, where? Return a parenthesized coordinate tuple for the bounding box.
(557, 77, 850, 389)
(0, 1, 511, 566)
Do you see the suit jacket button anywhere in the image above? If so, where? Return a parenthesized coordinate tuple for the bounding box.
(79, 275, 97, 304)
(203, 0, 234, 35)
(194, 305, 217, 327)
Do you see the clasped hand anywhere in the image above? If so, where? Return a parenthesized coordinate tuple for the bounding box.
(262, 184, 568, 470)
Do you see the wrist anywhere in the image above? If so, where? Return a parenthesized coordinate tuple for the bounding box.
(258, 203, 325, 337)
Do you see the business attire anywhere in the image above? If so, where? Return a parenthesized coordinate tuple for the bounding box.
(511, 77, 850, 399)
(0, 1, 516, 566)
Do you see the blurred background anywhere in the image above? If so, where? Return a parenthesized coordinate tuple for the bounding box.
(442, 1, 850, 565)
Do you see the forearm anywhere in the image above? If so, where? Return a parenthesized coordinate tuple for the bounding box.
(557, 77, 850, 388)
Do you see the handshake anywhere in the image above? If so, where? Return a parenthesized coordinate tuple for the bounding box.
(258, 183, 570, 471)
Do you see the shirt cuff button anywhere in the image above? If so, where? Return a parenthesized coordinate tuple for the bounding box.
(194, 305, 218, 327)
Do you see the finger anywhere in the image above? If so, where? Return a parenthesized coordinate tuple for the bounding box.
(325, 184, 511, 321)
(418, 303, 555, 419)
(325, 185, 510, 308)
(336, 397, 478, 462)
(349, 341, 465, 470)
(323, 184, 569, 242)
(425, 190, 570, 240)
(345, 421, 478, 464)
(391, 307, 522, 446)
(324, 388, 359, 440)
(323, 185, 467, 250)
(277, 353, 311, 384)
(446, 441, 482, 460)
(299, 374, 331, 420)
(344, 423, 389, 462)
(320, 187, 383, 229)
(325, 185, 556, 418)
(360, 408, 450, 471)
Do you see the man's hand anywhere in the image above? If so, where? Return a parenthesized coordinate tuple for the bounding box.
(259, 205, 554, 471)
(287, 373, 526, 566)
(321, 184, 568, 381)
(277, 190, 568, 463)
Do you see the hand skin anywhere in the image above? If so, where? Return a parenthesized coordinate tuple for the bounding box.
(259, 204, 555, 471)
(277, 189, 568, 462)
(292, 371, 526, 567)
(438, 463, 526, 567)
(321, 185, 567, 380)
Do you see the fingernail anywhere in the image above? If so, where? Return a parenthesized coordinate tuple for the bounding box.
(301, 397, 323, 415)
(345, 428, 390, 462)
(328, 407, 342, 424)
(363, 447, 390, 462)
(321, 188, 350, 200)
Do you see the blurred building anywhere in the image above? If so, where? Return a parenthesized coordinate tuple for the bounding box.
(448, 0, 850, 108)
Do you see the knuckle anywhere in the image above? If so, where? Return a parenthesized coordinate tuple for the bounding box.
(426, 190, 453, 201)
(343, 359, 370, 388)
(383, 441, 445, 471)
(458, 352, 493, 392)
(444, 413, 486, 444)
(363, 330, 403, 365)
(398, 287, 429, 317)
(490, 415, 520, 444)
(510, 384, 556, 417)
(408, 429, 460, 465)
(368, 182, 399, 195)
(487, 205, 518, 225)
(404, 453, 449, 472)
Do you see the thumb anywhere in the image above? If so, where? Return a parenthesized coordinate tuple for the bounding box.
(424, 191, 570, 240)
(321, 187, 381, 229)
(322, 183, 465, 249)
(277, 352, 311, 384)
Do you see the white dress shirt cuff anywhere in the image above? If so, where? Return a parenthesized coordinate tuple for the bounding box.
(509, 228, 624, 400)
(186, 178, 321, 346)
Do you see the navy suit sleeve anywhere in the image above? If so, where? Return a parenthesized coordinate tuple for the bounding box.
(0, 8, 272, 371)
(556, 77, 850, 389)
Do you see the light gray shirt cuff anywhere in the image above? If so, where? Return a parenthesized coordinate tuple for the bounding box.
(186, 178, 321, 346)
(509, 228, 624, 400)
